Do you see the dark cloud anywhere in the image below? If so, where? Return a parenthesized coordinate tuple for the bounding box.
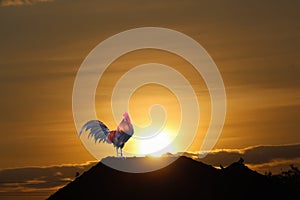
(242, 144, 300, 164)
(189, 143, 300, 173)
(0, 161, 96, 196)
(1, 144, 300, 198)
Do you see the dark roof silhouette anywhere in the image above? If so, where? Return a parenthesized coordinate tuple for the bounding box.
(47, 156, 298, 200)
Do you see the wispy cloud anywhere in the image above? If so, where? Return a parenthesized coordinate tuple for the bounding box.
(0, 161, 96, 197)
(0, 0, 53, 7)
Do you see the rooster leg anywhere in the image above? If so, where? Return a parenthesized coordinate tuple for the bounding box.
(120, 148, 126, 159)
(115, 147, 119, 157)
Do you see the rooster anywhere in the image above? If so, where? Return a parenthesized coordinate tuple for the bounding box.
(78, 112, 134, 157)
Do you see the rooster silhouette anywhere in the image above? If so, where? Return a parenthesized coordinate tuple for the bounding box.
(78, 112, 134, 157)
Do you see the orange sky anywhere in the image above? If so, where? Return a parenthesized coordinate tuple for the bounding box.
(0, 0, 299, 169)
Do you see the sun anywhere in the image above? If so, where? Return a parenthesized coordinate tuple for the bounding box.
(137, 131, 175, 157)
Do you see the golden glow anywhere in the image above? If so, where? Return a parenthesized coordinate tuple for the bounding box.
(0, 0, 299, 175)
(95, 49, 210, 156)
(137, 131, 175, 157)
(126, 83, 180, 156)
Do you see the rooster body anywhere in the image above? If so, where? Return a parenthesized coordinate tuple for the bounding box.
(78, 112, 134, 157)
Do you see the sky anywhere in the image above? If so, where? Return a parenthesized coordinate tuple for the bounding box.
(0, 0, 299, 197)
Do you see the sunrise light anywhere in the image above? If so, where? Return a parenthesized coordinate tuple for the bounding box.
(137, 131, 175, 157)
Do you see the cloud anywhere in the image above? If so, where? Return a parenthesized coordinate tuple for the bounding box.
(0, 161, 96, 196)
(0, 144, 299, 198)
(0, 0, 53, 7)
(189, 143, 300, 174)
